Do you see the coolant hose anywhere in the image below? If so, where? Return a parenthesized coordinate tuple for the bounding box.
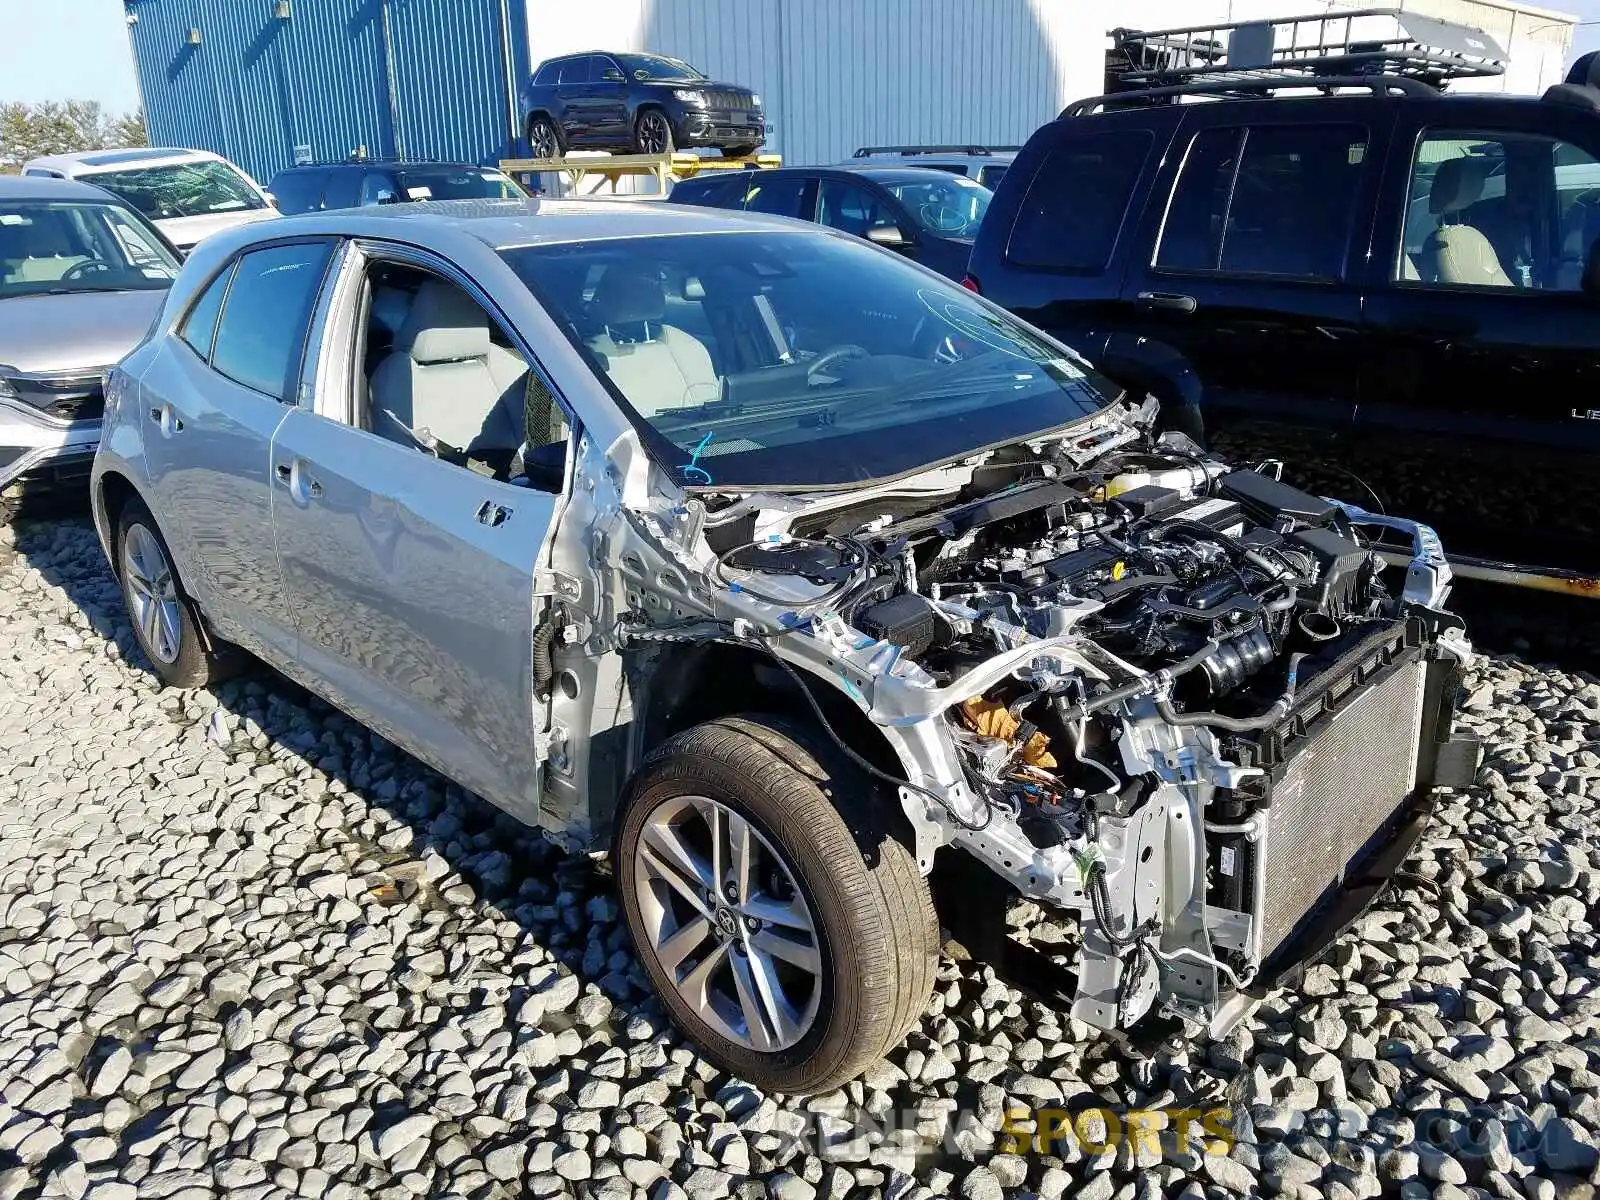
(1082, 639, 1222, 715)
(1154, 651, 1309, 732)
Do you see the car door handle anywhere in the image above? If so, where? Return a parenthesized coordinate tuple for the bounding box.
(1135, 291, 1198, 314)
(276, 460, 322, 500)
(476, 500, 513, 528)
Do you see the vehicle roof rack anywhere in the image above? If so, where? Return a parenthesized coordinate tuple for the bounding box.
(1091, 7, 1505, 111)
(852, 144, 1022, 158)
(1064, 73, 1438, 118)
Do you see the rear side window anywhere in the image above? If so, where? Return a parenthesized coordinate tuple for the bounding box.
(321, 170, 362, 211)
(743, 175, 813, 219)
(672, 175, 746, 208)
(179, 264, 234, 360)
(210, 241, 333, 401)
(1006, 131, 1153, 272)
(1157, 124, 1368, 280)
(269, 169, 329, 215)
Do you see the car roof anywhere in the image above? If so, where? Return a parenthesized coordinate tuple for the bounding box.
(26, 146, 225, 172)
(0, 174, 131, 203)
(271, 160, 491, 175)
(214, 196, 840, 250)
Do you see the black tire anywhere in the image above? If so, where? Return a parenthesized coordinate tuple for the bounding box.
(723, 143, 760, 159)
(632, 108, 675, 155)
(613, 714, 939, 1094)
(114, 497, 242, 688)
(527, 114, 564, 159)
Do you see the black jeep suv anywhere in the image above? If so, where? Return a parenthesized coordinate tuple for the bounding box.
(969, 12, 1600, 598)
(522, 51, 765, 159)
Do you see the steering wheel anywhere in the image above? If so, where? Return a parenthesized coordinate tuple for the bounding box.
(806, 344, 869, 382)
(62, 260, 113, 281)
(918, 203, 967, 235)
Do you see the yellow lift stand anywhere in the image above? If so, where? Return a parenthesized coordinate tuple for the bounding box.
(498, 151, 780, 199)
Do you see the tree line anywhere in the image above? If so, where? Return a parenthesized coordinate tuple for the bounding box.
(0, 101, 148, 172)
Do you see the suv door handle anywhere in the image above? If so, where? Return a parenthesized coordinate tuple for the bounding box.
(1135, 291, 1199, 314)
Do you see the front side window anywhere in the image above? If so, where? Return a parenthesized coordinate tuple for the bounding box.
(743, 175, 813, 219)
(210, 241, 333, 400)
(617, 53, 703, 82)
(0, 200, 179, 298)
(884, 174, 991, 238)
(817, 180, 898, 237)
(85, 160, 268, 220)
(1157, 124, 1367, 280)
(1397, 130, 1600, 291)
(502, 231, 1117, 488)
(1007, 131, 1152, 272)
(360, 172, 400, 206)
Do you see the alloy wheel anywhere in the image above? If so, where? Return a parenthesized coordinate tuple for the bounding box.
(530, 119, 560, 159)
(637, 112, 671, 155)
(630, 793, 823, 1052)
(122, 524, 182, 665)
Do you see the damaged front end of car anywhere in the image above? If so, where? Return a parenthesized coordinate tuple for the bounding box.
(554, 400, 1479, 1041)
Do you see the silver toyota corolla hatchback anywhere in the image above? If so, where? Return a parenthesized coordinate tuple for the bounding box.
(93, 198, 1475, 1093)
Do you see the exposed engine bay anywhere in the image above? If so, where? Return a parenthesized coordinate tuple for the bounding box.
(584, 403, 1478, 1037)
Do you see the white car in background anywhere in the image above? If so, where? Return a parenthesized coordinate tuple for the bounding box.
(22, 147, 279, 252)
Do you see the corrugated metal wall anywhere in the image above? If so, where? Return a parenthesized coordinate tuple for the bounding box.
(126, 0, 526, 183)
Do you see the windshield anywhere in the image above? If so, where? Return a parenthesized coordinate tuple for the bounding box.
(85, 159, 267, 220)
(502, 231, 1115, 488)
(397, 167, 523, 202)
(0, 200, 179, 299)
(885, 174, 992, 238)
(618, 53, 704, 81)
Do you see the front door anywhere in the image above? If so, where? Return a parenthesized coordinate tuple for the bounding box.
(270, 251, 564, 819)
(142, 239, 336, 663)
(591, 56, 632, 142)
(1118, 110, 1391, 487)
(1357, 106, 1600, 576)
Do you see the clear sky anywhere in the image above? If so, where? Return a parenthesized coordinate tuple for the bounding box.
(1, 0, 141, 113)
(2, 0, 1600, 114)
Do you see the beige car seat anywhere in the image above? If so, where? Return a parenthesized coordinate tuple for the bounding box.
(584, 264, 719, 416)
(1418, 157, 1514, 288)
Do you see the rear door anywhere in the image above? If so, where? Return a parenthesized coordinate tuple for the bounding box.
(1357, 102, 1600, 576)
(140, 238, 336, 664)
(1118, 103, 1392, 459)
(741, 172, 817, 220)
(558, 55, 600, 144)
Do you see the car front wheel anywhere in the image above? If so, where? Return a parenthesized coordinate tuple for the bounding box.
(613, 715, 939, 1094)
(633, 109, 675, 155)
(116, 498, 240, 688)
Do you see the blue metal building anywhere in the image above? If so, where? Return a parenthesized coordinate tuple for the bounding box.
(124, 0, 531, 183)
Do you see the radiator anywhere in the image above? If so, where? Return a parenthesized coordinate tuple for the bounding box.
(1255, 655, 1429, 960)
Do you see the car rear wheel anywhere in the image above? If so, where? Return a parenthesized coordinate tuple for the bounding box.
(633, 109, 674, 155)
(116, 498, 241, 688)
(528, 114, 564, 159)
(613, 714, 938, 1094)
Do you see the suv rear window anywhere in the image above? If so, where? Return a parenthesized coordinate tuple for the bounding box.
(1006, 131, 1152, 272)
(1157, 124, 1368, 280)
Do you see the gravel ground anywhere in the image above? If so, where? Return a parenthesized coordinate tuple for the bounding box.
(1, 515, 1598, 1200)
